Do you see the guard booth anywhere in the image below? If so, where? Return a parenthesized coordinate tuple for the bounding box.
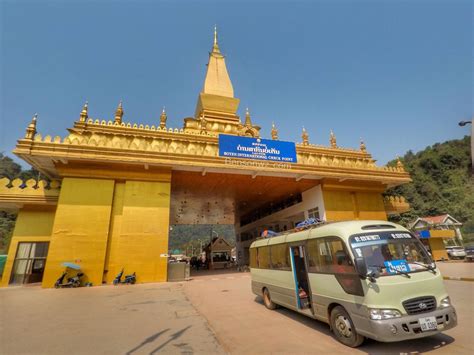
(204, 237, 233, 269)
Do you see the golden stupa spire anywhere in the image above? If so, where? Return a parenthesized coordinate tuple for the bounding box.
(330, 129, 337, 148)
(202, 25, 234, 98)
(302, 127, 309, 145)
(79, 101, 88, 122)
(360, 137, 367, 153)
(271, 122, 278, 140)
(245, 108, 252, 127)
(213, 25, 220, 53)
(160, 106, 167, 129)
(114, 100, 124, 124)
(25, 113, 38, 140)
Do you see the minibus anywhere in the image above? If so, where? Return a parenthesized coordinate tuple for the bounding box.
(250, 220, 457, 347)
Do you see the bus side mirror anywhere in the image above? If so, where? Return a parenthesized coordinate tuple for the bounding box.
(355, 257, 368, 278)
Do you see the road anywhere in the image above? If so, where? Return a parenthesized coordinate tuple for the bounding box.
(0, 282, 224, 355)
(184, 272, 474, 354)
(0, 270, 472, 354)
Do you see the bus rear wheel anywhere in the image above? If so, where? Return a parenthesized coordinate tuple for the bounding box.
(330, 306, 364, 347)
(262, 288, 277, 310)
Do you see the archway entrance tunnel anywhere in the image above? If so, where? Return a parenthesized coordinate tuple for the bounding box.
(169, 170, 324, 265)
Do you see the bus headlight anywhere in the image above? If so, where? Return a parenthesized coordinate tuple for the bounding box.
(369, 308, 402, 320)
(440, 297, 451, 308)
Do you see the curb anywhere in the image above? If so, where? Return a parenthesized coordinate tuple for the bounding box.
(443, 276, 474, 282)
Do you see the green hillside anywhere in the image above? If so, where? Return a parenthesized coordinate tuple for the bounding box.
(0, 154, 39, 253)
(386, 135, 473, 241)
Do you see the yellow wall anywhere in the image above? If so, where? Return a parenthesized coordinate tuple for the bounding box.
(355, 191, 387, 220)
(323, 189, 387, 221)
(429, 238, 449, 260)
(41, 178, 115, 287)
(105, 180, 171, 283)
(0, 207, 55, 287)
(430, 229, 455, 238)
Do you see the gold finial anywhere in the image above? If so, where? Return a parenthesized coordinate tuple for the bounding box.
(396, 155, 404, 169)
(330, 129, 337, 148)
(25, 113, 38, 140)
(360, 137, 366, 153)
(214, 25, 217, 46)
(245, 107, 252, 127)
(79, 101, 88, 122)
(302, 127, 309, 145)
(212, 25, 220, 53)
(160, 106, 167, 129)
(200, 114, 207, 131)
(271, 122, 278, 140)
(114, 100, 124, 124)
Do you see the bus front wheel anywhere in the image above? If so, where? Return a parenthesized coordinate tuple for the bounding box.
(330, 306, 364, 347)
(262, 288, 277, 310)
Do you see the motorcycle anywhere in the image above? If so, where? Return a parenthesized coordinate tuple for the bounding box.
(54, 271, 84, 288)
(113, 269, 136, 285)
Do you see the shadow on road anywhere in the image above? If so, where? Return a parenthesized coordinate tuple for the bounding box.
(149, 325, 192, 354)
(126, 328, 170, 354)
(254, 296, 455, 354)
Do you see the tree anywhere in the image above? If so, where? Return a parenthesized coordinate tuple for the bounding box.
(386, 136, 474, 242)
(0, 154, 38, 253)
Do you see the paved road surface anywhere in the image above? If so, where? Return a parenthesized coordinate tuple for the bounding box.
(184, 272, 474, 354)
(0, 283, 224, 355)
(437, 261, 474, 279)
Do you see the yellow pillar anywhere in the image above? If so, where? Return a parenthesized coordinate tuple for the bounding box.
(41, 178, 115, 287)
(104, 179, 171, 283)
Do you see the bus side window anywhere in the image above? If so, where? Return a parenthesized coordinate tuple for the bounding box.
(307, 239, 320, 272)
(307, 237, 355, 274)
(250, 248, 258, 268)
(270, 244, 290, 270)
(257, 246, 271, 269)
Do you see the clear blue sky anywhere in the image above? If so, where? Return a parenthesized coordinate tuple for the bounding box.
(1, 0, 472, 168)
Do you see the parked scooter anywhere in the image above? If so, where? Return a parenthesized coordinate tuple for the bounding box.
(113, 269, 136, 285)
(54, 271, 84, 288)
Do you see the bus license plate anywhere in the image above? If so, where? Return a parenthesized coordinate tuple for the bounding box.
(419, 317, 437, 331)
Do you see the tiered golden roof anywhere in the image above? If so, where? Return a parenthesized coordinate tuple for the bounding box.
(12, 27, 411, 188)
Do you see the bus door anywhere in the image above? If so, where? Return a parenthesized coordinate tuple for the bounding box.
(289, 245, 312, 310)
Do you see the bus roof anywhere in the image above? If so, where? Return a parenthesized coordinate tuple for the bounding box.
(250, 220, 409, 248)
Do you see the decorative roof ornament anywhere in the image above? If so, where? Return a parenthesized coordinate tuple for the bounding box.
(25, 113, 38, 140)
(330, 129, 337, 148)
(271, 122, 278, 140)
(160, 106, 167, 129)
(79, 101, 88, 122)
(200, 114, 207, 131)
(244, 108, 252, 127)
(114, 100, 124, 124)
(212, 24, 220, 54)
(396, 156, 404, 169)
(302, 127, 309, 145)
(360, 138, 367, 153)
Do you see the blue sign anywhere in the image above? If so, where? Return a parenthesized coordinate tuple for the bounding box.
(219, 134, 297, 163)
(384, 259, 411, 274)
(419, 230, 431, 239)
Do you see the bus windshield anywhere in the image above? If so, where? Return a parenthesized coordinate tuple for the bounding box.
(349, 231, 434, 276)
